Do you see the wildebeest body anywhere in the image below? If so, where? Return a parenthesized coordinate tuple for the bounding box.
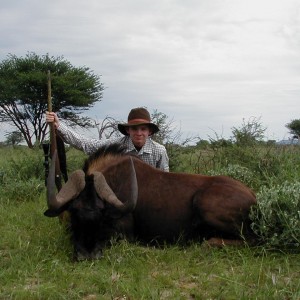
(102, 159, 255, 242)
(45, 143, 256, 260)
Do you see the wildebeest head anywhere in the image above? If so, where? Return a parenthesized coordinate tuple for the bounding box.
(44, 150, 138, 260)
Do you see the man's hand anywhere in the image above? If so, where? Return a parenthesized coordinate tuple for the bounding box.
(46, 111, 60, 129)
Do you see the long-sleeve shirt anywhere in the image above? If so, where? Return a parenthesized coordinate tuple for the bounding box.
(57, 122, 169, 172)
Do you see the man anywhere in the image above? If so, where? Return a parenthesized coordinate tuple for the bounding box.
(46, 107, 169, 171)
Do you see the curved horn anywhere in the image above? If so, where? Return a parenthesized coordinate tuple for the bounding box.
(92, 157, 138, 213)
(47, 151, 86, 210)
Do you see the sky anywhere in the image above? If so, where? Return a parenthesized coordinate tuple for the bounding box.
(1, 0, 300, 143)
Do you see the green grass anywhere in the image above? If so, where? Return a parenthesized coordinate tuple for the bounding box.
(1, 145, 300, 299)
(1, 195, 300, 299)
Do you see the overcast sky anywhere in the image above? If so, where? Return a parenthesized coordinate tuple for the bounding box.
(1, 0, 300, 142)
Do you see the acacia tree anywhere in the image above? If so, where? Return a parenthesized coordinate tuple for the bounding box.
(0, 53, 104, 148)
(286, 119, 300, 139)
(5, 131, 24, 147)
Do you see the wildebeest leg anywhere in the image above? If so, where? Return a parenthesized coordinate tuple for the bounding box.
(192, 185, 253, 239)
(114, 213, 135, 241)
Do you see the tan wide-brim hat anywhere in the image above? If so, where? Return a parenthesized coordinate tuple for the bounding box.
(117, 107, 159, 136)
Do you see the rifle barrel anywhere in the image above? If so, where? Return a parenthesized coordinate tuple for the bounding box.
(47, 70, 62, 191)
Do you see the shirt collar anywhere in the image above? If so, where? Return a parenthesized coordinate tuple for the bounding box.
(125, 137, 152, 154)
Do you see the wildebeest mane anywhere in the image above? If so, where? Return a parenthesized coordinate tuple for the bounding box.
(83, 143, 133, 173)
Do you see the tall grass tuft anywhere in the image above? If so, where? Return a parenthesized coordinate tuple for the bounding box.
(0, 147, 45, 203)
(0, 146, 85, 204)
(178, 143, 300, 190)
(2, 147, 45, 180)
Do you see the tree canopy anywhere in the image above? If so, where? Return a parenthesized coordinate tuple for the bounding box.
(286, 119, 300, 138)
(4, 131, 24, 147)
(0, 53, 104, 147)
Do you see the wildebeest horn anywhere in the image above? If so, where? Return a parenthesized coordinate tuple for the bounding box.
(92, 157, 138, 213)
(47, 150, 85, 210)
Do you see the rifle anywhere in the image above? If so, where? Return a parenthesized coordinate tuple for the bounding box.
(47, 70, 62, 191)
(42, 142, 50, 187)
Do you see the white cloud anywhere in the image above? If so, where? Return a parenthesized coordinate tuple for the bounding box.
(1, 0, 300, 142)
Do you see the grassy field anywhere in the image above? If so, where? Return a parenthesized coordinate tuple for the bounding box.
(0, 146, 300, 299)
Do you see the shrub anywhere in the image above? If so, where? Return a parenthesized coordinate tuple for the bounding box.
(250, 181, 300, 251)
(207, 164, 260, 190)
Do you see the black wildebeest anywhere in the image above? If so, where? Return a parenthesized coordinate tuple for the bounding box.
(45, 143, 256, 260)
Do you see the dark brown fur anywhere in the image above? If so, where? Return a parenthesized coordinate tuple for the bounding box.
(47, 143, 257, 259)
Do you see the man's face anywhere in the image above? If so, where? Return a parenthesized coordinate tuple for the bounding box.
(126, 125, 152, 148)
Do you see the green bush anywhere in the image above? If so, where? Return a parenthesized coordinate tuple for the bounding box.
(250, 181, 300, 251)
(187, 143, 300, 189)
(207, 164, 259, 190)
(208, 144, 283, 186)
